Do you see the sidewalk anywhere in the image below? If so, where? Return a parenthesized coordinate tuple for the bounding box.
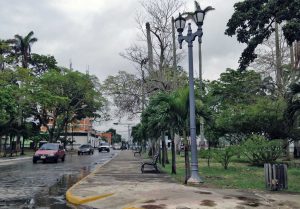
(67, 150, 300, 209)
(0, 155, 31, 165)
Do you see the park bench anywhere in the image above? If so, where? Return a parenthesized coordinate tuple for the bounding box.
(141, 153, 159, 173)
(133, 147, 142, 157)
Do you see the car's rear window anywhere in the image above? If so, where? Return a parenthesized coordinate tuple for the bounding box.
(40, 143, 59, 150)
(101, 143, 109, 146)
(80, 145, 90, 148)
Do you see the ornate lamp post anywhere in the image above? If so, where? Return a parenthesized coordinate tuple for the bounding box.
(174, 5, 209, 184)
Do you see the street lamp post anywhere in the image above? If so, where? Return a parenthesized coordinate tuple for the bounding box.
(182, 3, 214, 151)
(174, 6, 208, 184)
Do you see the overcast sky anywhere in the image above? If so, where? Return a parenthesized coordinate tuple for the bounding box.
(0, 0, 244, 138)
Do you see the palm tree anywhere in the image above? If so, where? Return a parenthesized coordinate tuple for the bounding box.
(14, 31, 38, 68)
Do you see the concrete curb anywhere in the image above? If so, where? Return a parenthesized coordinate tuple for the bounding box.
(0, 156, 32, 164)
(66, 190, 114, 205)
(66, 153, 118, 205)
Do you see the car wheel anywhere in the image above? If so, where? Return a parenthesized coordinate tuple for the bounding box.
(33, 158, 37, 164)
(62, 155, 65, 162)
(107, 149, 110, 152)
(78, 152, 80, 155)
(88, 151, 91, 155)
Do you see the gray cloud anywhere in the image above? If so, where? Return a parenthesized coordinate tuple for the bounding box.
(0, 0, 243, 82)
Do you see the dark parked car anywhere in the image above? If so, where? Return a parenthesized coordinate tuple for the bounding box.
(98, 142, 110, 152)
(78, 144, 94, 155)
(33, 143, 65, 163)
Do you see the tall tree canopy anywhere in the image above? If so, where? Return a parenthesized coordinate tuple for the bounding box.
(225, 0, 300, 70)
(14, 31, 38, 68)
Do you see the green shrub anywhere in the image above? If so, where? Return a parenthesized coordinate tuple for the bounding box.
(199, 149, 212, 159)
(242, 135, 283, 165)
(213, 146, 239, 169)
(199, 149, 213, 167)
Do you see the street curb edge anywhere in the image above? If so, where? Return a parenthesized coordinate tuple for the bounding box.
(66, 152, 118, 205)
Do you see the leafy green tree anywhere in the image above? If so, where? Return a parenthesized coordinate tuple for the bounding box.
(106, 128, 122, 143)
(215, 97, 286, 139)
(205, 69, 288, 147)
(131, 123, 146, 145)
(32, 69, 106, 142)
(225, 0, 300, 70)
(29, 53, 60, 76)
(0, 39, 15, 70)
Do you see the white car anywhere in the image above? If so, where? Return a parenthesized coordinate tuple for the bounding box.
(98, 142, 110, 152)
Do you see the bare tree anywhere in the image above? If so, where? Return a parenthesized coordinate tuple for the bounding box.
(251, 24, 291, 93)
(107, 0, 187, 117)
(136, 0, 185, 71)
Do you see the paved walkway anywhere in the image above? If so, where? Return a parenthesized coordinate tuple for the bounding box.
(66, 150, 300, 209)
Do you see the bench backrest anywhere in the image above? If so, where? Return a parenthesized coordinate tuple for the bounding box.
(153, 153, 159, 164)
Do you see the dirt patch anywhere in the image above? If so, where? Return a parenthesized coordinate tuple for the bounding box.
(236, 196, 261, 207)
(194, 191, 212, 195)
(141, 204, 166, 209)
(235, 206, 245, 209)
(143, 200, 156, 203)
(200, 199, 216, 207)
(277, 201, 300, 209)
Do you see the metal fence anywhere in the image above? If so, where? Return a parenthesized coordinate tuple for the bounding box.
(264, 163, 288, 191)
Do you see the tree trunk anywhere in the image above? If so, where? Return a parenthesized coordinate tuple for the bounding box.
(161, 133, 165, 167)
(275, 22, 283, 94)
(164, 132, 169, 164)
(0, 134, 2, 155)
(9, 134, 13, 157)
(3, 135, 8, 157)
(290, 44, 296, 82)
(21, 136, 25, 155)
(158, 139, 161, 164)
(207, 145, 211, 167)
(49, 130, 54, 143)
(183, 129, 190, 184)
(16, 133, 21, 156)
(170, 128, 176, 174)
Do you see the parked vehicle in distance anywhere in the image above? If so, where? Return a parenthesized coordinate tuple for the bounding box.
(98, 142, 110, 152)
(112, 143, 121, 150)
(78, 144, 94, 155)
(33, 143, 65, 163)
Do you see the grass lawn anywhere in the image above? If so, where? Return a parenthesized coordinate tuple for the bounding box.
(160, 153, 300, 193)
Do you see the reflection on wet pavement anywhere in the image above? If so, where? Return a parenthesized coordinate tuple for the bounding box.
(0, 151, 116, 209)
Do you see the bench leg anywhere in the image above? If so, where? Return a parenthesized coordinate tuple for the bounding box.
(141, 164, 144, 173)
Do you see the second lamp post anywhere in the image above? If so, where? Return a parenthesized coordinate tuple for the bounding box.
(174, 8, 206, 184)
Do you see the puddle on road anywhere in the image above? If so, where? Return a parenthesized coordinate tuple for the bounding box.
(0, 168, 90, 209)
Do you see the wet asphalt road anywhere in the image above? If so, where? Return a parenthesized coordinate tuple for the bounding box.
(0, 150, 118, 209)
